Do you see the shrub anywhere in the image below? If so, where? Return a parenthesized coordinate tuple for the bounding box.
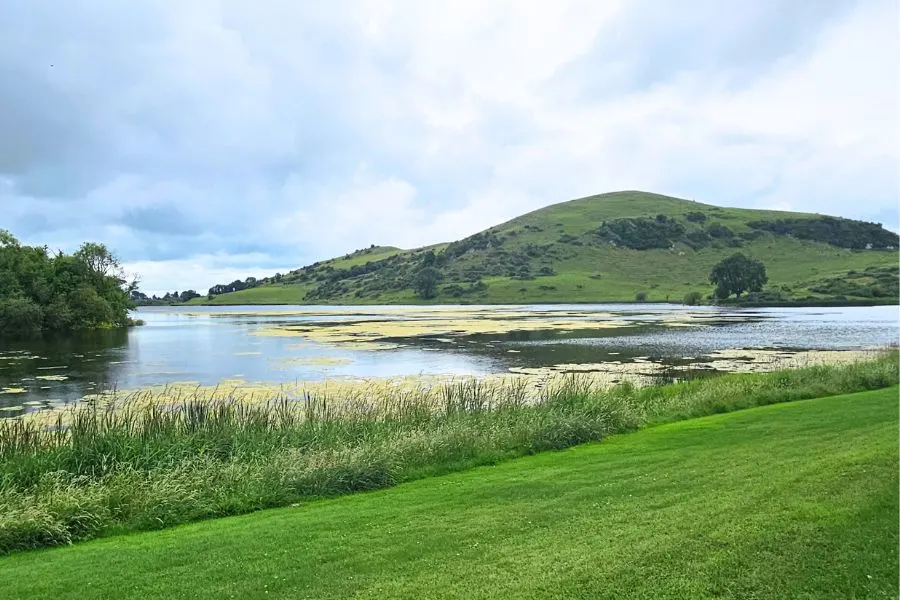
(596, 218, 685, 250)
(747, 217, 898, 249)
(705, 223, 734, 238)
(635, 291, 648, 302)
(683, 291, 703, 305)
(0, 297, 43, 336)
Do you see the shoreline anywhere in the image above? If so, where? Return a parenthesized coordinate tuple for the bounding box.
(1, 353, 896, 555)
(10, 348, 887, 421)
(163, 296, 900, 308)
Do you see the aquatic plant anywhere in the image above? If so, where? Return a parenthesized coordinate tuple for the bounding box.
(0, 352, 896, 554)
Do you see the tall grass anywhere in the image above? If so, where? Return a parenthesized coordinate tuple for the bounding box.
(0, 352, 896, 554)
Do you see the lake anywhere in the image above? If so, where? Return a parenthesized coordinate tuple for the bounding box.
(0, 304, 896, 412)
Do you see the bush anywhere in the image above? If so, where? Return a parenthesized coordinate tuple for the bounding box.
(635, 291, 648, 302)
(705, 223, 734, 238)
(747, 217, 898, 249)
(596, 218, 685, 250)
(0, 297, 43, 336)
(686, 211, 707, 223)
(682, 291, 703, 306)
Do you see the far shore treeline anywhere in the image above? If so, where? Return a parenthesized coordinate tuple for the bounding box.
(0, 230, 137, 337)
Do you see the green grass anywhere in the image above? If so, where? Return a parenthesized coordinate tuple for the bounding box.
(199, 190, 898, 305)
(0, 354, 896, 555)
(325, 246, 403, 269)
(191, 283, 316, 305)
(1, 386, 896, 599)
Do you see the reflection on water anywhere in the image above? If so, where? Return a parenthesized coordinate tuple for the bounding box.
(0, 304, 896, 409)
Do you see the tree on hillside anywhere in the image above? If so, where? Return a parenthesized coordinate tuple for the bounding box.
(710, 253, 768, 299)
(421, 249, 436, 268)
(414, 267, 442, 299)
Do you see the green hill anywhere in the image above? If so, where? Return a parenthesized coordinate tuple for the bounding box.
(198, 191, 899, 305)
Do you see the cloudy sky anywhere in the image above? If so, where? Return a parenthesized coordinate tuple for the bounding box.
(1, 0, 897, 295)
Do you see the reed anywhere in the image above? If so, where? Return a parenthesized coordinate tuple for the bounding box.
(0, 352, 896, 554)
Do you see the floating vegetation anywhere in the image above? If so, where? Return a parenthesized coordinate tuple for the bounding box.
(252, 316, 633, 346)
(233, 305, 761, 349)
(0, 354, 41, 362)
(270, 356, 353, 368)
(506, 349, 880, 379)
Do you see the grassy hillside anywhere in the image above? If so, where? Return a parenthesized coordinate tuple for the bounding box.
(198, 191, 899, 305)
(2, 386, 896, 599)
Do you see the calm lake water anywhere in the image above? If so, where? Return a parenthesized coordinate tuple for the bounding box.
(0, 304, 896, 410)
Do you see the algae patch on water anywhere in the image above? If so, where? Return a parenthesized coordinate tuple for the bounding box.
(249, 307, 637, 347)
(270, 356, 353, 368)
(506, 349, 880, 381)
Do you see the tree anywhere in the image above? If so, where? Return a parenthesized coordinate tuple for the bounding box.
(75, 242, 121, 278)
(421, 250, 436, 268)
(414, 267, 442, 299)
(0, 233, 135, 337)
(709, 253, 768, 299)
(0, 229, 19, 248)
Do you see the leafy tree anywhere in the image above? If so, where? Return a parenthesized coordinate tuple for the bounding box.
(421, 250, 436, 268)
(709, 253, 768, 299)
(0, 230, 135, 337)
(414, 267, 442, 299)
(0, 297, 43, 335)
(75, 242, 121, 278)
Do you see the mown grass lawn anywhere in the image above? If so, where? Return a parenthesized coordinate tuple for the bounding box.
(1, 387, 897, 599)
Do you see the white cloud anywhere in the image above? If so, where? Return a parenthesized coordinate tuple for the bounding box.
(1, 0, 896, 293)
(124, 254, 296, 296)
